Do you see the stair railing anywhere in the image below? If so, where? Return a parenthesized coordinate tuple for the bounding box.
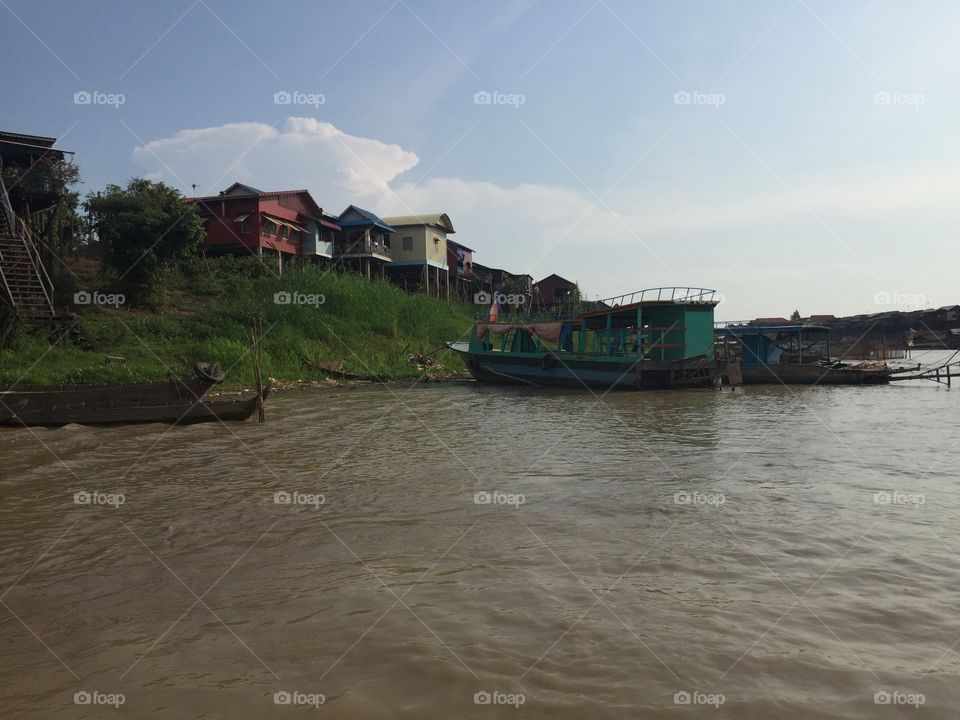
(0, 160, 16, 234)
(17, 218, 55, 317)
(0, 169, 18, 313)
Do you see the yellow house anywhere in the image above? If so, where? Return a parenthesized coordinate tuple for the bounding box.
(381, 213, 454, 298)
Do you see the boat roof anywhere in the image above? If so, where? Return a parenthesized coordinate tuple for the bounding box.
(717, 324, 831, 333)
(576, 287, 719, 320)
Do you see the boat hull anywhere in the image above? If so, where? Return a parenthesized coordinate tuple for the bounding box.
(740, 364, 891, 385)
(0, 362, 224, 406)
(0, 383, 268, 428)
(453, 347, 716, 390)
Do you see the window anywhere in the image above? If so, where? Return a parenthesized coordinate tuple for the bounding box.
(261, 217, 275, 236)
(403, 236, 413, 251)
(239, 217, 250, 234)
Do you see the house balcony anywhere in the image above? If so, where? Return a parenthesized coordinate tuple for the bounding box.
(336, 238, 392, 261)
(302, 239, 334, 258)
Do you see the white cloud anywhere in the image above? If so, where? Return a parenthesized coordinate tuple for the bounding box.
(131, 117, 419, 210)
(131, 118, 960, 317)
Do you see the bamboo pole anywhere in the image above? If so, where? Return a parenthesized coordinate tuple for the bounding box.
(247, 316, 265, 422)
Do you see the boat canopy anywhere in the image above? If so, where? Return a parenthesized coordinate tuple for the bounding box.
(715, 323, 831, 335)
(477, 322, 564, 343)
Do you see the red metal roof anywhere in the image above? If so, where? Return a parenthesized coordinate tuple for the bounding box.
(186, 185, 339, 229)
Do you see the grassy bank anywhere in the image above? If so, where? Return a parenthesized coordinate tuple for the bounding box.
(0, 264, 477, 387)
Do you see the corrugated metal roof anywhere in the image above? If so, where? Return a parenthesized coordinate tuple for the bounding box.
(337, 205, 395, 232)
(0, 130, 58, 146)
(448, 238, 474, 252)
(380, 213, 454, 233)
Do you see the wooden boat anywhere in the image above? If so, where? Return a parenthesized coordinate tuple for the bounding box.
(449, 287, 724, 390)
(715, 324, 894, 385)
(0, 363, 269, 427)
(0, 362, 226, 404)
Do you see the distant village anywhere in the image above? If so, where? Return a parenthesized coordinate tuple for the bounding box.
(1, 127, 957, 354)
(0, 128, 580, 336)
(186, 180, 579, 311)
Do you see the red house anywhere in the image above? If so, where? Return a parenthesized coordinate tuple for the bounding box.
(534, 273, 577, 309)
(187, 182, 340, 272)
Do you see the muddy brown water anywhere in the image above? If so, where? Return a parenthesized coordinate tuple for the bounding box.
(1, 357, 959, 718)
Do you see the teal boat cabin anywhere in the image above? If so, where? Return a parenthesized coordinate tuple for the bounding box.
(449, 287, 722, 390)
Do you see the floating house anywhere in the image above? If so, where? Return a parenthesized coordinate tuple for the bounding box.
(715, 323, 893, 384)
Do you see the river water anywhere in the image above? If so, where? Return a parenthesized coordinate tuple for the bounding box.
(2, 355, 959, 718)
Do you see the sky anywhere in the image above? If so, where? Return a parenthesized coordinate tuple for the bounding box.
(2, 0, 959, 320)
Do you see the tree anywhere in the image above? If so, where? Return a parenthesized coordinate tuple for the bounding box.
(790, 309, 802, 321)
(86, 179, 203, 304)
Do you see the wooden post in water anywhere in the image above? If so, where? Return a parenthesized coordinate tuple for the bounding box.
(248, 316, 266, 423)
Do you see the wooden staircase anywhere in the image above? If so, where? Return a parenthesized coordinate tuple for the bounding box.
(0, 210, 55, 325)
(0, 171, 93, 349)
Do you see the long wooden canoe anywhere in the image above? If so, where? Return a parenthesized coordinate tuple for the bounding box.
(0, 362, 226, 405)
(0, 385, 269, 428)
(0, 364, 270, 428)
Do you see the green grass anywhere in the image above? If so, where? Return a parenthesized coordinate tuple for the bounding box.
(0, 264, 477, 387)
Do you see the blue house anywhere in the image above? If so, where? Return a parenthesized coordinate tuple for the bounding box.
(335, 205, 395, 278)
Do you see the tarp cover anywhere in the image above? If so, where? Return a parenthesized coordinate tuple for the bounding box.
(478, 322, 563, 343)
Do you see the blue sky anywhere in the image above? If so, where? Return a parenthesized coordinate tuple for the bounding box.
(3, 0, 959, 319)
